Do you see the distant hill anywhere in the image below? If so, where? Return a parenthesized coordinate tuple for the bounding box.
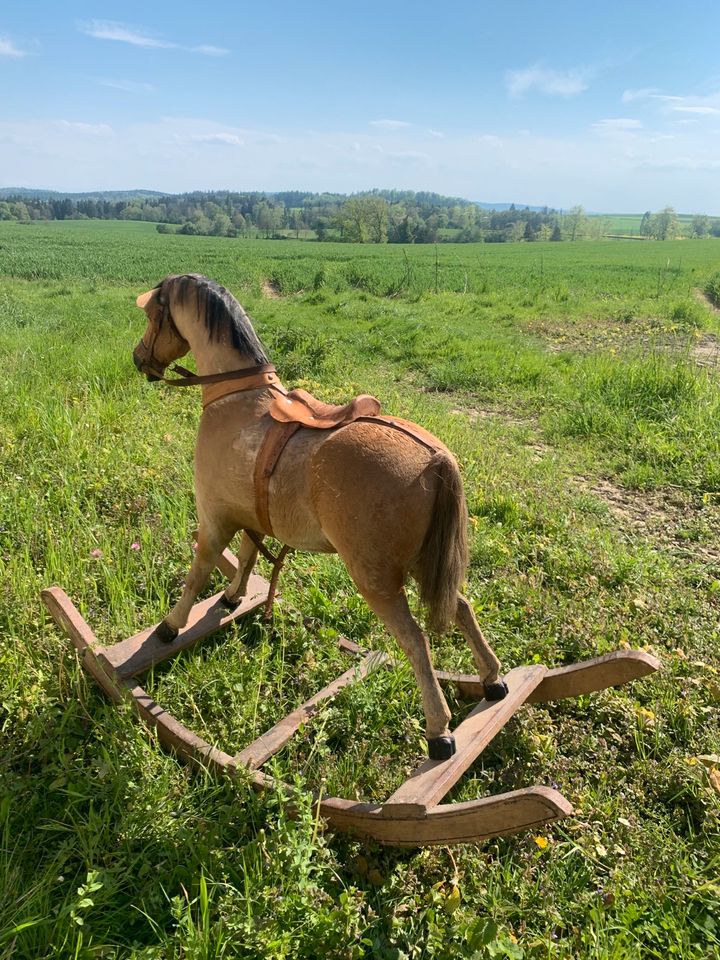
(1, 186, 553, 211)
(474, 201, 550, 212)
(0, 188, 169, 201)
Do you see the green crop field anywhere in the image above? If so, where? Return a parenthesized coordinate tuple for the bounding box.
(600, 213, 699, 238)
(2, 221, 720, 958)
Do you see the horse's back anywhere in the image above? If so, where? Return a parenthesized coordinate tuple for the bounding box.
(305, 419, 449, 584)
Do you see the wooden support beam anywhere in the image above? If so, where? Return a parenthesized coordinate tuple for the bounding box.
(321, 785, 573, 846)
(41, 587, 123, 702)
(236, 651, 389, 769)
(383, 665, 546, 816)
(127, 683, 238, 776)
(98, 575, 269, 679)
(436, 650, 660, 704)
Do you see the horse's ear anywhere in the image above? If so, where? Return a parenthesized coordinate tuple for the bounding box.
(136, 289, 155, 309)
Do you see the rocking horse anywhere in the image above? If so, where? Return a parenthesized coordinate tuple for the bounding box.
(42, 274, 659, 845)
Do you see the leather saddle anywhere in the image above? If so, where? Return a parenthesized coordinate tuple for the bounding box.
(269, 388, 381, 428)
(255, 385, 437, 539)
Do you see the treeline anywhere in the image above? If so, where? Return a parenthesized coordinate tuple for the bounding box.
(638, 208, 720, 240)
(0, 190, 564, 243)
(1, 191, 719, 244)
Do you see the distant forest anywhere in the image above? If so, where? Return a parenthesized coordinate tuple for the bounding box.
(1, 189, 718, 243)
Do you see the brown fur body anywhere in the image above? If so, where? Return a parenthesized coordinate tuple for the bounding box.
(133, 274, 501, 743)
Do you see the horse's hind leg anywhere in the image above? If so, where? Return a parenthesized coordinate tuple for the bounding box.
(359, 587, 456, 760)
(156, 519, 235, 643)
(455, 594, 508, 700)
(223, 531, 259, 607)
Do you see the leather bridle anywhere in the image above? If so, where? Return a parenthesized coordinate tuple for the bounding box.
(136, 283, 281, 406)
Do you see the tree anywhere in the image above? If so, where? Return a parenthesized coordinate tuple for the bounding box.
(210, 212, 233, 237)
(290, 209, 304, 239)
(254, 201, 273, 238)
(639, 211, 652, 237)
(338, 198, 372, 242)
(550, 223, 562, 241)
(691, 214, 710, 238)
(364, 196, 388, 243)
(566, 205, 586, 241)
(650, 206, 678, 240)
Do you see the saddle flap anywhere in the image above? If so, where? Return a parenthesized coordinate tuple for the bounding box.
(269, 388, 381, 429)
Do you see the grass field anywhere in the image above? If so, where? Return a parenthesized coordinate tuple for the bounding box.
(1, 221, 720, 958)
(600, 213, 699, 238)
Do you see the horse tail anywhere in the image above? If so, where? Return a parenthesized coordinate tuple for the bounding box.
(416, 453, 468, 634)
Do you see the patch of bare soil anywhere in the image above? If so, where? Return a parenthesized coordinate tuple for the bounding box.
(691, 334, 720, 369)
(449, 406, 533, 429)
(529, 315, 671, 355)
(574, 476, 720, 567)
(261, 280, 282, 299)
(449, 406, 551, 460)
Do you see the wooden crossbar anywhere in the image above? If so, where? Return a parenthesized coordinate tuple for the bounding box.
(383, 665, 547, 816)
(236, 650, 389, 769)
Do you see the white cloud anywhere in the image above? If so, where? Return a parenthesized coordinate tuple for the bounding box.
(475, 134, 503, 147)
(191, 45, 230, 57)
(185, 132, 244, 146)
(592, 118, 642, 133)
(80, 21, 228, 56)
(100, 79, 155, 94)
(621, 87, 659, 103)
(636, 156, 720, 173)
(55, 120, 114, 136)
(2, 115, 719, 214)
(506, 65, 588, 98)
(672, 105, 720, 115)
(0, 36, 27, 58)
(426, 129, 445, 138)
(622, 87, 720, 118)
(80, 20, 175, 48)
(370, 119, 412, 129)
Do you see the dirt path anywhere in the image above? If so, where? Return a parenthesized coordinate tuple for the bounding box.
(573, 476, 720, 568)
(694, 287, 720, 316)
(261, 279, 282, 299)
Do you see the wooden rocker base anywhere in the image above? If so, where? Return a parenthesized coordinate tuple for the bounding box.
(42, 546, 660, 847)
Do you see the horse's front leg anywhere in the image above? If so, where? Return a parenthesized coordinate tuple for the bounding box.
(156, 520, 236, 643)
(222, 531, 259, 607)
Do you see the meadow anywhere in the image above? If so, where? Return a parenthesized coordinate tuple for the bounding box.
(1, 220, 719, 958)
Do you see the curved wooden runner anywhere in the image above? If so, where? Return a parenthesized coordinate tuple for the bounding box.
(41, 547, 660, 847)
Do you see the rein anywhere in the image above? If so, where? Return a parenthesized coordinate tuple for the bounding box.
(158, 362, 285, 408)
(158, 362, 278, 388)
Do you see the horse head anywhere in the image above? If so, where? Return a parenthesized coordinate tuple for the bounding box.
(133, 274, 269, 381)
(133, 277, 191, 381)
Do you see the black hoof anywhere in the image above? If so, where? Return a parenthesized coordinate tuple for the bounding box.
(220, 593, 239, 609)
(427, 735, 457, 761)
(155, 621, 179, 644)
(484, 679, 509, 701)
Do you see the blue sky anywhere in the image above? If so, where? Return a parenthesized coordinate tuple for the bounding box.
(2, 0, 720, 211)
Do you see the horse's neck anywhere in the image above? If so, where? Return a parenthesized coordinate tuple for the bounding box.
(186, 329, 256, 377)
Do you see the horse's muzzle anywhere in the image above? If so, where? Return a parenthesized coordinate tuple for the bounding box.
(133, 345, 163, 381)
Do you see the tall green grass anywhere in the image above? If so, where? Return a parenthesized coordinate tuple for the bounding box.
(1, 228, 719, 958)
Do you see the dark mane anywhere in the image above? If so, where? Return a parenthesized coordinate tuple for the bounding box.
(164, 274, 269, 364)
